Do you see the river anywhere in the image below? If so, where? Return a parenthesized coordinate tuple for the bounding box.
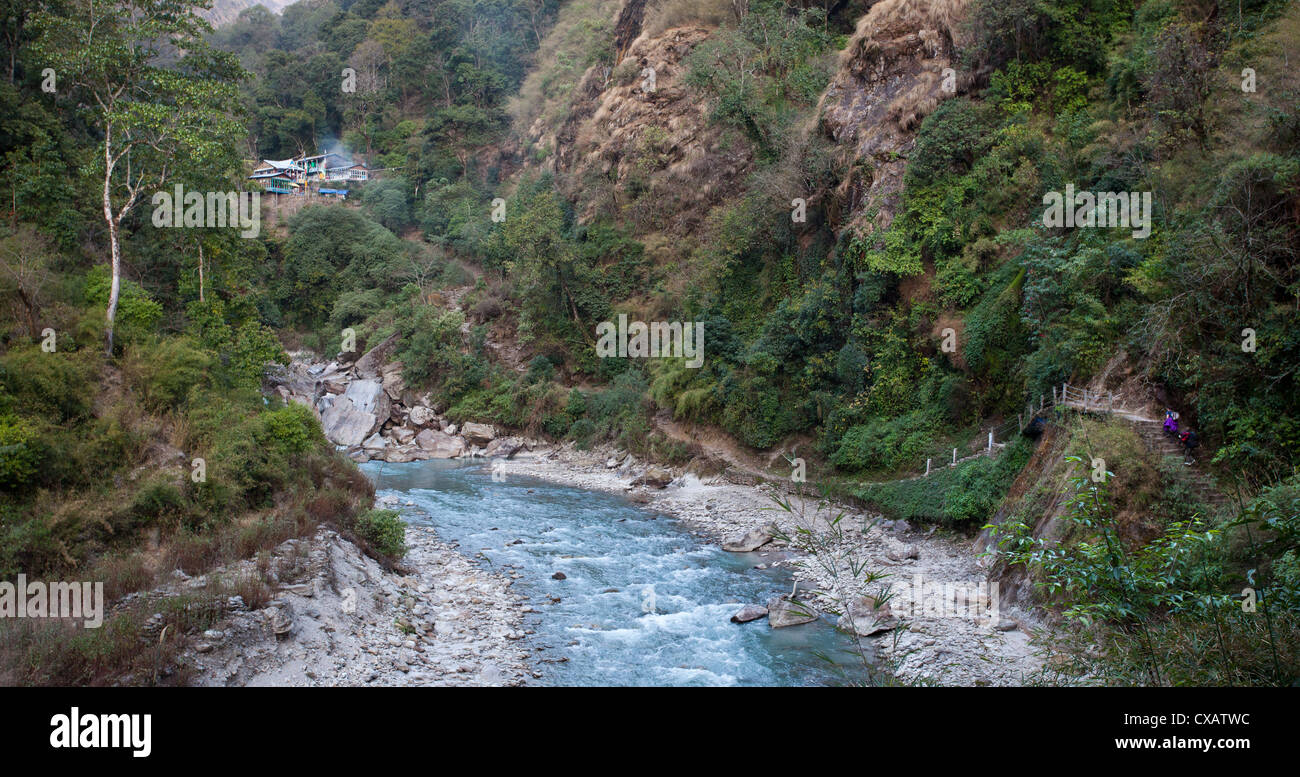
(363, 458, 865, 686)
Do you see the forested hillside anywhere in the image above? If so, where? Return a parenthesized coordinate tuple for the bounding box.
(1, 0, 1297, 685)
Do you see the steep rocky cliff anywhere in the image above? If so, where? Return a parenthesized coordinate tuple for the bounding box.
(820, 0, 972, 236)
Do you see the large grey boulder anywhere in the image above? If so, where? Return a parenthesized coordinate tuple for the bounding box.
(484, 436, 524, 458)
(722, 526, 774, 552)
(415, 429, 466, 458)
(730, 604, 769, 624)
(353, 333, 401, 379)
(343, 379, 389, 417)
(320, 400, 378, 447)
(632, 466, 673, 488)
(767, 596, 818, 628)
(462, 422, 496, 446)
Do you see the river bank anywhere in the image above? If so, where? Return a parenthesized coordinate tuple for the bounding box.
(178, 524, 533, 686)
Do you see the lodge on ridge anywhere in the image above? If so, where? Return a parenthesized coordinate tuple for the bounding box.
(248, 152, 369, 198)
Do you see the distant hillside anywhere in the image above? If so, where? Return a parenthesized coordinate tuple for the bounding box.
(201, 0, 299, 27)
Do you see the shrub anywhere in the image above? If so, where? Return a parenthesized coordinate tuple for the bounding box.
(354, 508, 406, 559)
(0, 414, 41, 489)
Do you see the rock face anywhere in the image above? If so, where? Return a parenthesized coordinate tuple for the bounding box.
(820, 0, 972, 236)
(415, 429, 466, 459)
(767, 596, 818, 628)
(461, 422, 496, 446)
(541, 26, 752, 236)
(722, 526, 774, 552)
(731, 604, 769, 624)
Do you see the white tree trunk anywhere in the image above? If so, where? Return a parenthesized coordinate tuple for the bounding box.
(102, 126, 120, 356)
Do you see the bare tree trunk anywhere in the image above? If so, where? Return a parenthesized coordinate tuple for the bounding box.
(102, 128, 120, 357)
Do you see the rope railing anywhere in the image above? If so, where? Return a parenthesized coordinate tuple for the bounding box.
(870, 383, 1140, 486)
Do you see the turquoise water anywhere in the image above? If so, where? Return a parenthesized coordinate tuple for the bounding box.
(362, 459, 864, 686)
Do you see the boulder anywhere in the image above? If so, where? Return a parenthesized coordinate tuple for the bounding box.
(383, 447, 419, 463)
(392, 427, 417, 445)
(320, 399, 378, 447)
(322, 379, 348, 395)
(633, 466, 673, 488)
(485, 436, 524, 458)
(408, 405, 437, 428)
(352, 333, 401, 379)
(837, 597, 898, 637)
(767, 596, 818, 628)
(462, 422, 496, 446)
(343, 379, 390, 418)
(269, 601, 296, 637)
(886, 544, 920, 562)
(362, 432, 387, 451)
(442, 422, 458, 436)
(730, 604, 769, 624)
(415, 429, 466, 459)
(382, 362, 405, 400)
(722, 526, 774, 552)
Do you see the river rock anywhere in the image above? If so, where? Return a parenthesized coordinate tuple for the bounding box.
(415, 429, 466, 458)
(887, 543, 920, 561)
(730, 604, 769, 624)
(485, 436, 523, 458)
(722, 526, 774, 552)
(269, 601, 296, 637)
(767, 596, 817, 628)
(362, 432, 387, 451)
(462, 422, 496, 446)
(392, 426, 416, 445)
(633, 467, 673, 488)
(837, 596, 897, 637)
(383, 447, 419, 463)
(408, 405, 436, 428)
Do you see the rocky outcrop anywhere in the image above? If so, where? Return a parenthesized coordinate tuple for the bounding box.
(544, 25, 754, 236)
(820, 0, 973, 236)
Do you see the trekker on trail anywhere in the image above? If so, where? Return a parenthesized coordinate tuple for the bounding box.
(1164, 410, 1179, 436)
(1179, 429, 1198, 465)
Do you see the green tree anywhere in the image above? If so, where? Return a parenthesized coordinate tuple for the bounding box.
(33, 0, 245, 355)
